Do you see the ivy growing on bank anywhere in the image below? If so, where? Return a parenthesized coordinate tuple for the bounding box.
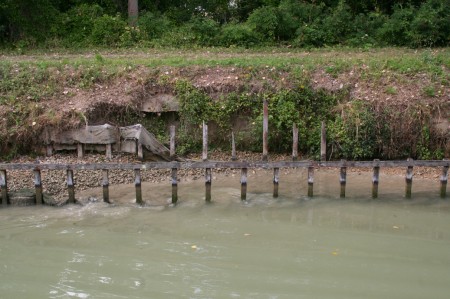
(173, 80, 445, 160)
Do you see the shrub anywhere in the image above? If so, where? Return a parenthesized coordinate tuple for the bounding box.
(377, 5, 416, 46)
(90, 14, 126, 46)
(187, 16, 220, 46)
(409, 0, 450, 47)
(246, 6, 279, 41)
(61, 4, 104, 46)
(218, 22, 261, 47)
(138, 11, 173, 40)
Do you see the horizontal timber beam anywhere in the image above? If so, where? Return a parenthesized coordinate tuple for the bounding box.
(0, 160, 448, 171)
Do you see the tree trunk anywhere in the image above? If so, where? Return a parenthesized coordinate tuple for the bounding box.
(128, 0, 138, 27)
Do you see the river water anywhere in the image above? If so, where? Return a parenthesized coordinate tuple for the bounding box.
(1, 169, 449, 299)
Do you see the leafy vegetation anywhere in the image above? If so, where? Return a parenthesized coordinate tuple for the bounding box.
(1, 0, 449, 49)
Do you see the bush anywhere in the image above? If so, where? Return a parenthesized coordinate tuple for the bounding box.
(90, 14, 126, 46)
(138, 11, 173, 40)
(61, 4, 104, 46)
(409, 0, 450, 47)
(218, 23, 260, 47)
(377, 5, 416, 46)
(187, 16, 220, 46)
(246, 6, 279, 41)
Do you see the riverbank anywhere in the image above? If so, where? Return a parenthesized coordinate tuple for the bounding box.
(3, 151, 443, 205)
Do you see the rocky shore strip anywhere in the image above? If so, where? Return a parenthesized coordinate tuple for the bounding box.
(2, 151, 443, 205)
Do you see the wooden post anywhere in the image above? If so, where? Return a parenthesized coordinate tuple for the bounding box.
(46, 144, 53, 157)
(105, 144, 112, 160)
(137, 142, 144, 160)
(339, 160, 347, 198)
(34, 169, 43, 205)
(241, 168, 247, 201)
(308, 166, 314, 197)
(262, 99, 268, 161)
(372, 159, 380, 199)
(135, 169, 143, 205)
(231, 131, 237, 161)
(273, 168, 279, 198)
(67, 169, 75, 204)
(170, 125, 176, 160)
(405, 158, 413, 199)
(77, 143, 84, 159)
(102, 169, 110, 203)
(202, 121, 208, 161)
(171, 168, 178, 204)
(205, 168, 212, 202)
(1, 170, 7, 206)
(292, 123, 298, 161)
(440, 163, 448, 198)
(320, 121, 326, 161)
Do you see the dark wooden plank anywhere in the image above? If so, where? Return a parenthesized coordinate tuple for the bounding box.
(205, 168, 212, 202)
(34, 169, 43, 205)
(405, 158, 413, 199)
(340, 160, 347, 198)
(135, 169, 142, 205)
(372, 159, 380, 199)
(67, 169, 75, 204)
(171, 168, 178, 204)
(308, 166, 314, 197)
(1, 170, 7, 206)
(241, 168, 247, 201)
(1, 160, 448, 171)
(440, 164, 448, 198)
(102, 169, 110, 203)
(273, 168, 279, 198)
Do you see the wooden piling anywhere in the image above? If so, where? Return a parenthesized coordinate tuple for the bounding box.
(77, 143, 84, 159)
(372, 159, 380, 199)
(171, 168, 178, 204)
(262, 99, 269, 161)
(102, 169, 110, 203)
(46, 144, 53, 157)
(203, 121, 208, 161)
(440, 163, 448, 198)
(320, 121, 326, 161)
(405, 158, 413, 199)
(308, 166, 314, 197)
(170, 125, 176, 160)
(292, 123, 298, 161)
(205, 168, 212, 202)
(1, 170, 7, 206)
(231, 131, 237, 161)
(105, 144, 112, 160)
(273, 168, 279, 198)
(137, 142, 144, 160)
(340, 160, 347, 198)
(34, 169, 43, 205)
(67, 169, 75, 204)
(241, 168, 247, 200)
(134, 169, 143, 205)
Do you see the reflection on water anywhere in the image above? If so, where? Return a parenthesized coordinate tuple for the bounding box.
(0, 169, 449, 299)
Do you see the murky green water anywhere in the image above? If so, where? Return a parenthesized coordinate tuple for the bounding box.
(1, 169, 449, 299)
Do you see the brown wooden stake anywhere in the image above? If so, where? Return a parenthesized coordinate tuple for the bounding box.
(105, 144, 112, 160)
(46, 144, 53, 157)
(262, 99, 269, 161)
(1, 170, 8, 206)
(34, 169, 43, 205)
(67, 169, 75, 204)
(102, 169, 110, 203)
(171, 168, 178, 204)
(77, 143, 84, 159)
(440, 163, 448, 198)
(202, 121, 208, 161)
(205, 168, 212, 202)
(137, 142, 144, 160)
(320, 121, 326, 161)
(170, 125, 176, 160)
(372, 159, 380, 199)
(308, 166, 314, 197)
(273, 168, 279, 198)
(231, 131, 237, 161)
(134, 169, 143, 205)
(340, 160, 347, 198)
(241, 168, 247, 200)
(292, 123, 298, 161)
(405, 158, 413, 199)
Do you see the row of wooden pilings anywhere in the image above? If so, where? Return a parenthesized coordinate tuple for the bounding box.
(0, 159, 448, 207)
